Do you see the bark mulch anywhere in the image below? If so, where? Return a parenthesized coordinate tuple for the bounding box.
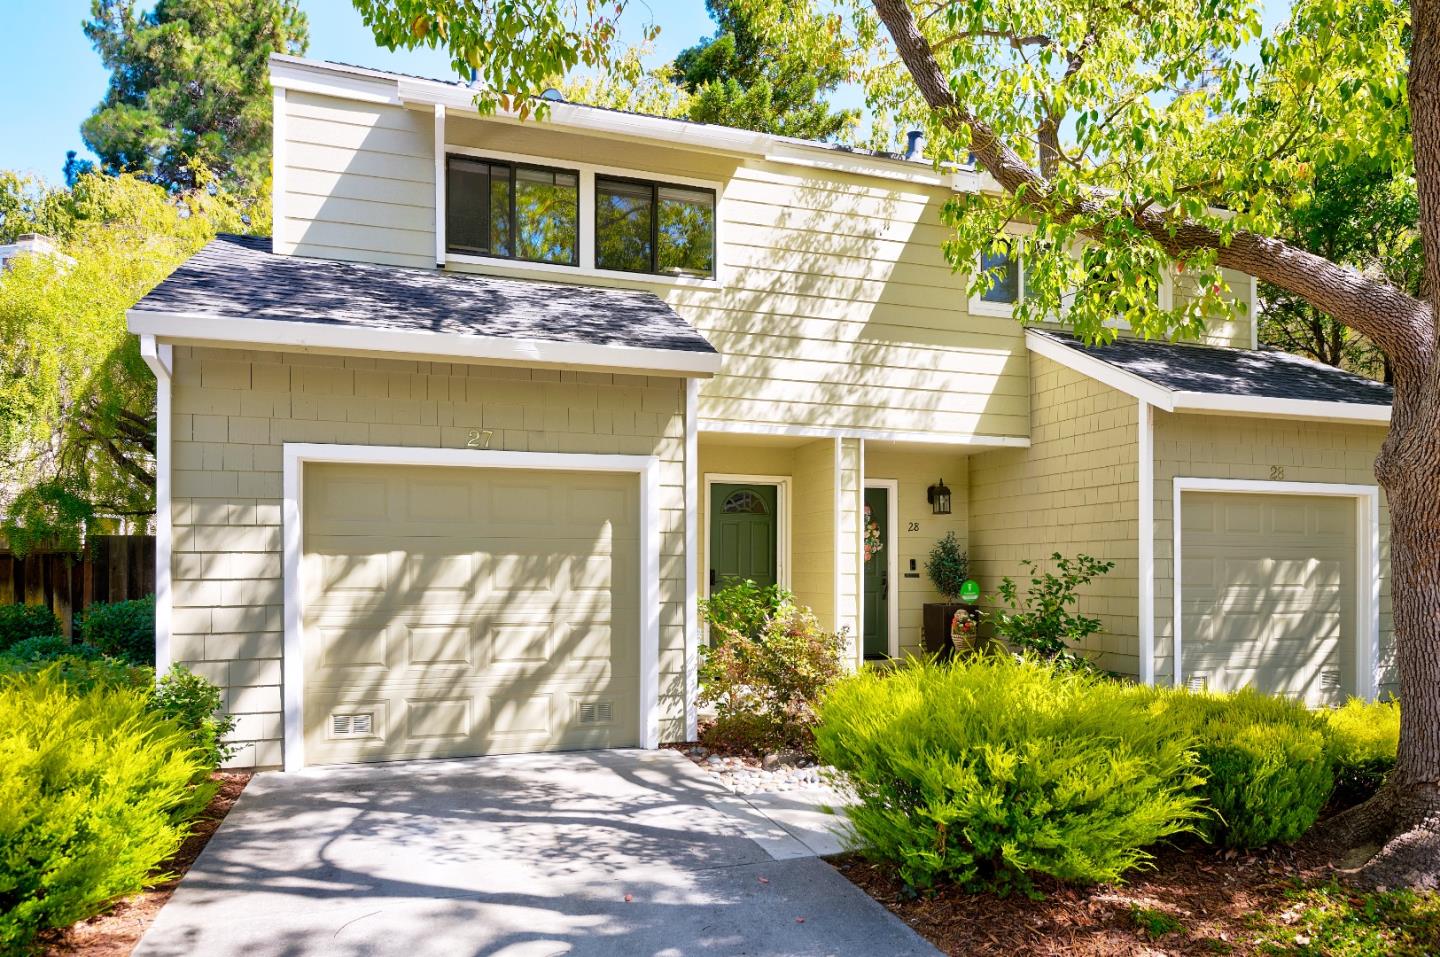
(833, 838, 1342, 956)
(39, 771, 251, 957)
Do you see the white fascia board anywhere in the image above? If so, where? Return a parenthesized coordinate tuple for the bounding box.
(127, 308, 721, 377)
(1024, 328, 1176, 409)
(1170, 392, 1392, 424)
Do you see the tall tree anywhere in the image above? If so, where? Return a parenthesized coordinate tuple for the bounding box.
(671, 0, 857, 139)
(1259, 154, 1420, 381)
(355, 0, 1438, 888)
(82, 0, 308, 192)
(0, 171, 259, 553)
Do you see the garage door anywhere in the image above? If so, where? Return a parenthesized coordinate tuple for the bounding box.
(302, 463, 640, 765)
(1180, 492, 1355, 707)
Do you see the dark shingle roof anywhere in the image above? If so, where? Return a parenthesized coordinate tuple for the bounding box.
(133, 235, 718, 355)
(1034, 330, 1392, 406)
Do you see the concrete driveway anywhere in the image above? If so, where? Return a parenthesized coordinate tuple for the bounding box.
(135, 749, 939, 957)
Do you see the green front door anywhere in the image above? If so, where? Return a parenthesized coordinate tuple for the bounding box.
(862, 486, 890, 659)
(710, 482, 778, 591)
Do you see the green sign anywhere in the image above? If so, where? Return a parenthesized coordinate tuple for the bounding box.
(959, 579, 980, 603)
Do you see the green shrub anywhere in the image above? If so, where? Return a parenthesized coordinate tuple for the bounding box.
(701, 580, 793, 644)
(989, 553, 1115, 668)
(1155, 688, 1333, 848)
(816, 656, 1205, 892)
(153, 665, 237, 769)
(699, 598, 845, 753)
(0, 635, 101, 663)
(0, 653, 153, 693)
(0, 604, 62, 652)
(79, 596, 155, 665)
(0, 665, 217, 951)
(925, 532, 969, 601)
(1323, 697, 1401, 807)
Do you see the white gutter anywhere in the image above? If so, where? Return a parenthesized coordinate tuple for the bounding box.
(139, 335, 173, 677)
(127, 308, 722, 378)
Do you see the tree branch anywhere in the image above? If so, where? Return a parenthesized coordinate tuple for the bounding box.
(870, 0, 1433, 369)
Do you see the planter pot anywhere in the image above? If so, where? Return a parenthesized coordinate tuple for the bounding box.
(922, 602, 980, 661)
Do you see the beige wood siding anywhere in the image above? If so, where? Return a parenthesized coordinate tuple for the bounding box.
(1152, 412, 1392, 692)
(168, 346, 687, 768)
(968, 355, 1142, 674)
(302, 463, 640, 764)
(1179, 491, 1355, 706)
(277, 95, 1260, 443)
(790, 439, 838, 632)
(280, 90, 435, 268)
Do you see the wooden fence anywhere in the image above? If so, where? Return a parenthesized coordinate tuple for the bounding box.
(0, 535, 155, 636)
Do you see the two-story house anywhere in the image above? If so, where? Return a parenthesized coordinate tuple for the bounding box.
(126, 55, 1395, 769)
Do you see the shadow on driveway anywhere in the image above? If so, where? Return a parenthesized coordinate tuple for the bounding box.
(134, 749, 939, 957)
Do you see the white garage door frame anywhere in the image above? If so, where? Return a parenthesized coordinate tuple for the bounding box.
(1170, 476, 1381, 702)
(281, 443, 663, 771)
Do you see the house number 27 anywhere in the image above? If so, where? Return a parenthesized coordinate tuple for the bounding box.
(466, 429, 494, 449)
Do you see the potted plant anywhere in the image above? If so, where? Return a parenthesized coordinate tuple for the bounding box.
(922, 532, 973, 659)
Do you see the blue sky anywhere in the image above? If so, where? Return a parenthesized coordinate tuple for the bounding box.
(0, 0, 722, 183)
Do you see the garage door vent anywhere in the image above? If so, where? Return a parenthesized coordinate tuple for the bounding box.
(332, 712, 374, 736)
(578, 701, 614, 725)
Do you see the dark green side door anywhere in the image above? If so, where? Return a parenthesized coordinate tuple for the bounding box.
(709, 483, 778, 591)
(863, 486, 890, 659)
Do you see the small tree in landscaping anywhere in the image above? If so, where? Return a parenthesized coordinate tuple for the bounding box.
(990, 553, 1115, 669)
(925, 531, 969, 602)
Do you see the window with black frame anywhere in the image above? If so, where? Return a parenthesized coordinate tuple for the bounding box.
(446, 156, 579, 266)
(595, 176, 715, 278)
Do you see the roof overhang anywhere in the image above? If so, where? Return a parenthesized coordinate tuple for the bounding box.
(268, 55, 978, 191)
(128, 308, 722, 377)
(1025, 328, 1392, 425)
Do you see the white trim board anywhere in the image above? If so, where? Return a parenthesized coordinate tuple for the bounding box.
(684, 378, 700, 742)
(280, 444, 663, 771)
(1025, 328, 1392, 425)
(139, 336, 173, 676)
(128, 308, 722, 377)
(700, 472, 793, 599)
(863, 477, 902, 661)
(698, 418, 1030, 449)
(1167, 477, 1381, 702)
(1137, 399, 1155, 685)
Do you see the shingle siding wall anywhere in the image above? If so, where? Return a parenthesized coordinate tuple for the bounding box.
(168, 345, 689, 768)
(968, 356, 1142, 674)
(1151, 412, 1393, 692)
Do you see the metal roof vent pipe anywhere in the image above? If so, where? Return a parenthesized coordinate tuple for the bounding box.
(904, 129, 926, 161)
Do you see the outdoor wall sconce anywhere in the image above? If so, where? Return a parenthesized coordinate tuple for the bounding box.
(927, 478, 952, 515)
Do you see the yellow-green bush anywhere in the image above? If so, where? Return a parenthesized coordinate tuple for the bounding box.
(815, 656, 1205, 892)
(1140, 688, 1333, 849)
(1323, 697, 1400, 806)
(0, 666, 217, 951)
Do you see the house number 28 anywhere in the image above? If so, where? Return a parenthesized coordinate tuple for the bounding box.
(466, 429, 494, 449)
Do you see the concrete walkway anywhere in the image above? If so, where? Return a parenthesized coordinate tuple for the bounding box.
(135, 749, 938, 957)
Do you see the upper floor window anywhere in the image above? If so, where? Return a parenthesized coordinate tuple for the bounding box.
(446, 156, 579, 266)
(978, 244, 1024, 304)
(595, 176, 716, 278)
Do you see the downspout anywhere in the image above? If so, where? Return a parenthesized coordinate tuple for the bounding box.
(140, 335, 173, 675)
(1137, 398, 1155, 685)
